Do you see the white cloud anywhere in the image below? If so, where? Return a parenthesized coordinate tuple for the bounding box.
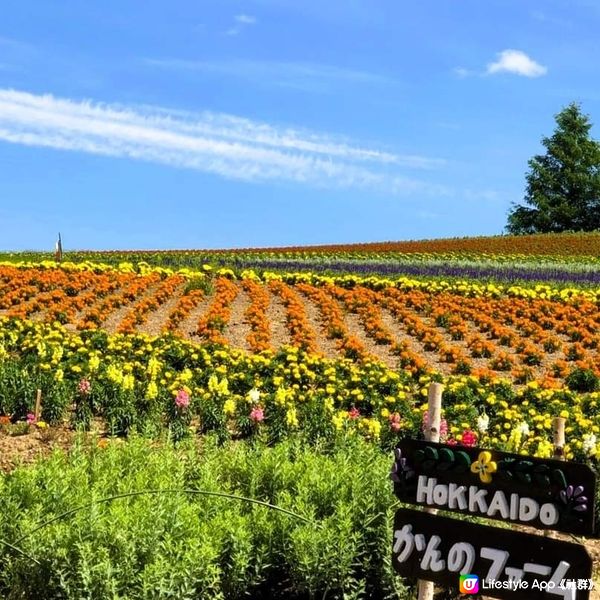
(235, 14, 257, 25)
(0, 88, 446, 195)
(486, 49, 547, 77)
(145, 57, 399, 93)
(226, 13, 257, 35)
(452, 67, 471, 79)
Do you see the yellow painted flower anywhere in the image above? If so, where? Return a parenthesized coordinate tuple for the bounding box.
(470, 451, 497, 483)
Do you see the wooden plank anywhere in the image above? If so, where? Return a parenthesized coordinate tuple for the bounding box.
(391, 439, 596, 536)
(392, 507, 593, 600)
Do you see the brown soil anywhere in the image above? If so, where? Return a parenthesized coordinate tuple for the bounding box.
(0, 426, 74, 472)
(299, 294, 338, 359)
(141, 283, 186, 336)
(102, 283, 160, 334)
(223, 286, 251, 352)
(178, 294, 212, 340)
(266, 291, 293, 349)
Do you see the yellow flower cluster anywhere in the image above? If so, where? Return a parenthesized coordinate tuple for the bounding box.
(0, 316, 598, 460)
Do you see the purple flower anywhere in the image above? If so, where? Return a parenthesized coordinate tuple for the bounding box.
(390, 448, 414, 483)
(559, 485, 588, 513)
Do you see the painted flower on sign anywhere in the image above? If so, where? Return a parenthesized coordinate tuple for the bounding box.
(390, 448, 414, 483)
(559, 485, 588, 513)
(470, 450, 497, 483)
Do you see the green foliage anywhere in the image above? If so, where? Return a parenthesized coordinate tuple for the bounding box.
(0, 436, 410, 599)
(565, 367, 600, 392)
(184, 276, 213, 295)
(507, 103, 600, 234)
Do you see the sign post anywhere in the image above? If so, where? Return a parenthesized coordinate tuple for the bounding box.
(391, 383, 596, 600)
(417, 382, 442, 600)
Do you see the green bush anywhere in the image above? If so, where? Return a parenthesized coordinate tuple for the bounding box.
(566, 367, 600, 392)
(0, 436, 410, 600)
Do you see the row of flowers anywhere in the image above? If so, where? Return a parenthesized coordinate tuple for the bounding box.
(195, 277, 238, 344)
(0, 316, 598, 461)
(1, 266, 598, 389)
(117, 275, 185, 335)
(1, 260, 599, 302)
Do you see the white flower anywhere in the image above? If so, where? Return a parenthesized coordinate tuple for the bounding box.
(583, 433, 597, 456)
(248, 388, 261, 403)
(517, 422, 530, 437)
(476, 413, 489, 433)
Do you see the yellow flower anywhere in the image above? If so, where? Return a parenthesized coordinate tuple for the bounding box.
(223, 398, 236, 416)
(286, 407, 298, 428)
(146, 381, 158, 400)
(470, 451, 497, 484)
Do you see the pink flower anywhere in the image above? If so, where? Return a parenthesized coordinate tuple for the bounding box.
(26, 413, 36, 425)
(348, 407, 360, 419)
(78, 379, 91, 395)
(446, 438, 458, 446)
(460, 429, 478, 447)
(250, 406, 264, 423)
(175, 389, 190, 410)
(389, 413, 402, 432)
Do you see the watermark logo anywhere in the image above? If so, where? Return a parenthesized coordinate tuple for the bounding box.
(459, 574, 479, 594)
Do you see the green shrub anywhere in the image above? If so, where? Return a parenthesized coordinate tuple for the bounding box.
(0, 436, 410, 600)
(566, 367, 600, 392)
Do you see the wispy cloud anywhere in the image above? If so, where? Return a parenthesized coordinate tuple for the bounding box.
(235, 14, 257, 25)
(226, 13, 258, 35)
(0, 88, 446, 195)
(145, 58, 398, 93)
(486, 49, 547, 77)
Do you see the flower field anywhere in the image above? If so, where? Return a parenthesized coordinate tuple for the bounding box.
(1, 261, 598, 390)
(0, 255, 598, 460)
(0, 240, 599, 598)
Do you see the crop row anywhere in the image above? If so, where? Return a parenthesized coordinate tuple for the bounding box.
(0, 317, 598, 461)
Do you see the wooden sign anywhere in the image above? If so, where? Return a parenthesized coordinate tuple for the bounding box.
(392, 507, 593, 600)
(391, 439, 597, 536)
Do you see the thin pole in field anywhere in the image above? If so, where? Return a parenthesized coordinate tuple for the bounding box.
(417, 382, 443, 600)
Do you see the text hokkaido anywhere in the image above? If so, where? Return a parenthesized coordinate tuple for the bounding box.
(416, 475, 559, 526)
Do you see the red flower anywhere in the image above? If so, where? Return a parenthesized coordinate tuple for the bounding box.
(348, 407, 360, 419)
(460, 429, 478, 447)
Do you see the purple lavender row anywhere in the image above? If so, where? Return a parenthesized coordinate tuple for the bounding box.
(216, 258, 600, 284)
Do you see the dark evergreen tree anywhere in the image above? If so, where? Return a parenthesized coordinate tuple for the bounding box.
(507, 103, 600, 234)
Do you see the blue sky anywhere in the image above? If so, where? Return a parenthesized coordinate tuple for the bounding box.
(1, 0, 599, 250)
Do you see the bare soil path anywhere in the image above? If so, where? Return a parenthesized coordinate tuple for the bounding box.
(223, 286, 251, 352)
(140, 283, 186, 336)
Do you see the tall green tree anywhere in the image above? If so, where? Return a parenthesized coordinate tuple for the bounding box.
(506, 102, 600, 234)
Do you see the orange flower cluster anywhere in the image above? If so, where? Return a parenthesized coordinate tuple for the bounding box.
(242, 280, 271, 353)
(117, 275, 185, 334)
(333, 287, 394, 344)
(296, 283, 367, 360)
(163, 289, 205, 332)
(77, 273, 159, 330)
(0, 267, 129, 326)
(376, 287, 599, 384)
(196, 277, 239, 344)
(268, 281, 318, 353)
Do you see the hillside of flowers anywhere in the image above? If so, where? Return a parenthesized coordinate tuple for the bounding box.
(0, 242, 599, 598)
(0, 257, 598, 460)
